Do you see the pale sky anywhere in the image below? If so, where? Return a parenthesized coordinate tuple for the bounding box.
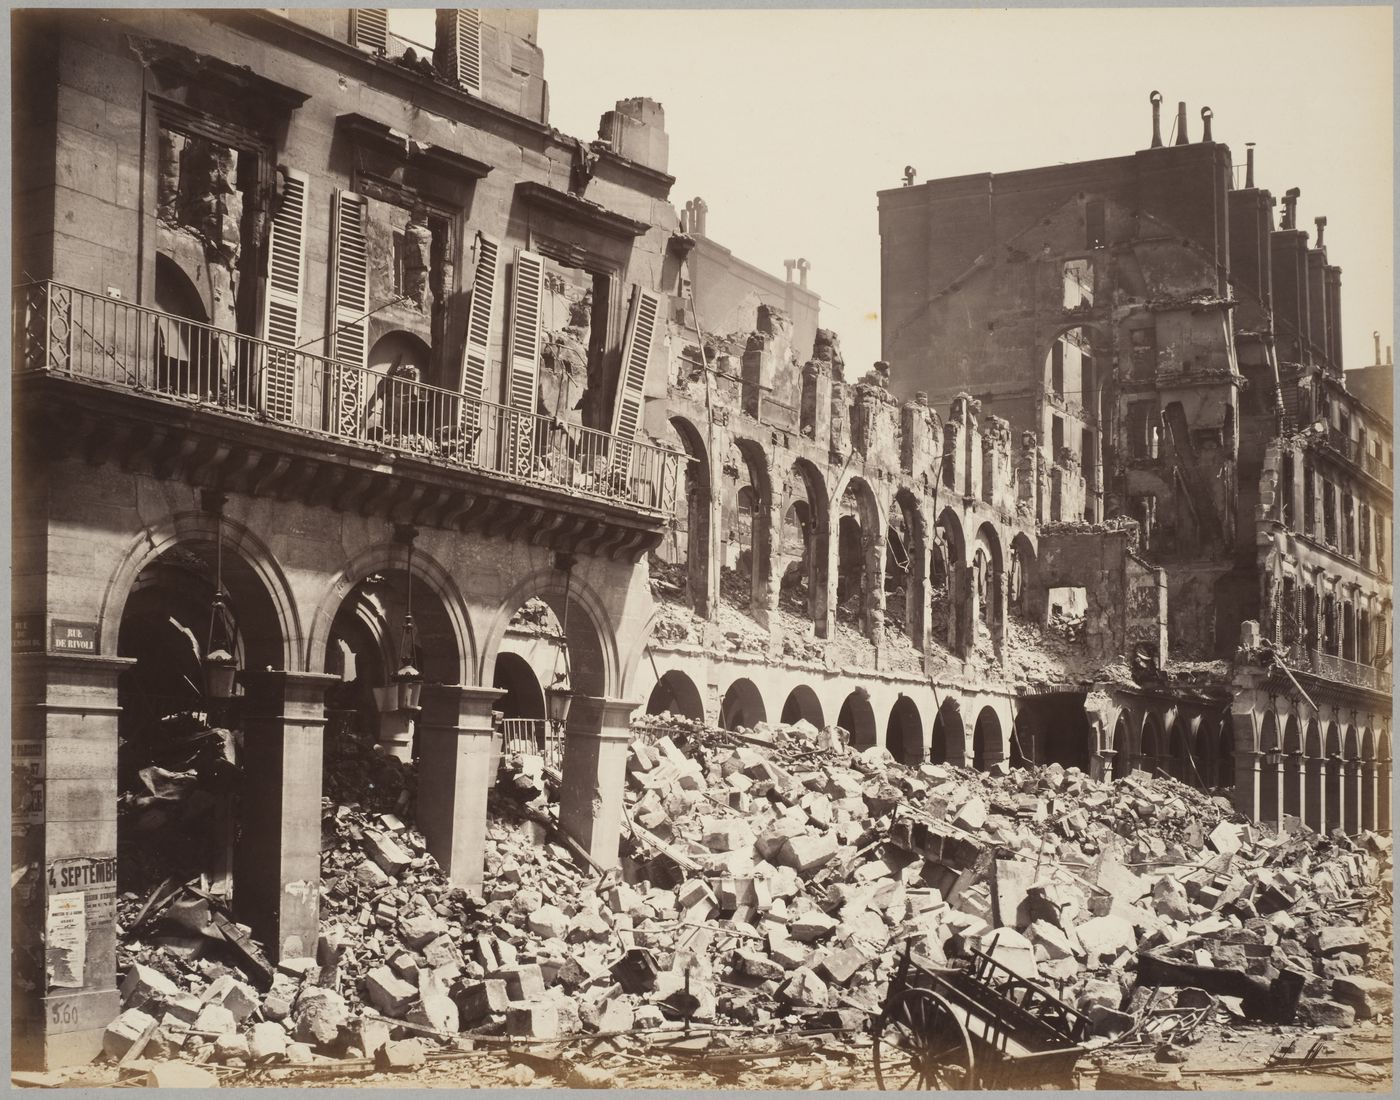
(404, 6, 1395, 380)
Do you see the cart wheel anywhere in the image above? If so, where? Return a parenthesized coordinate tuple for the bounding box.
(873, 987, 976, 1090)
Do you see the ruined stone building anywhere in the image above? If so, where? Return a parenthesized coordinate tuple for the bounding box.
(10, 6, 1391, 1072)
(878, 95, 1393, 844)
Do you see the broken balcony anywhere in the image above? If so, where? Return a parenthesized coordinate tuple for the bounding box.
(14, 281, 683, 558)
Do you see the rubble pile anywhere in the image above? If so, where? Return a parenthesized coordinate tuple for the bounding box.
(105, 713, 1391, 1080)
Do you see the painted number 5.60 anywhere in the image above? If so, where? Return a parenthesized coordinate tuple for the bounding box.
(49, 1001, 79, 1026)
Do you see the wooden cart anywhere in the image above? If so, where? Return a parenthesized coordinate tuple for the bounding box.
(871, 941, 1092, 1090)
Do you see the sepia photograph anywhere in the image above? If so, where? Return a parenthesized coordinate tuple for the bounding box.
(9, 2, 1395, 1090)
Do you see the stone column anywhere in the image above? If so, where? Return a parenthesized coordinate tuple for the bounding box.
(416, 684, 504, 891)
(865, 521, 887, 652)
(990, 570, 1008, 664)
(951, 561, 975, 659)
(12, 652, 134, 1071)
(752, 488, 781, 638)
(236, 670, 338, 962)
(1228, 707, 1262, 821)
(819, 510, 840, 641)
(1344, 756, 1361, 835)
(558, 696, 641, 868)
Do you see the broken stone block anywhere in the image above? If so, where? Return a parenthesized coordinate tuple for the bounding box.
(494, 963, 547, 1001)
(365, 966, 419, 1018)
(454, 978, 509, 1025)
(776, 833, 838, 874)
(1331, 976, 1392, 1020)
(1313, 926, 1370, 956)
(409, 969, 459, 1034)
(1028, 920, 1077, 960)
(193, 1003, 238, 1036)
(507, 1002, 561, 1040)
(120, 963, 180, 1012)
(399, 910, 449, 949)
(249, 1021, 288, 1060)
(201, 974, 259, 1023)
(817, 946, 867, 985)
(778, 966, 830, 1008)
(164, 993, 203, 1024)
(1298, 998, 1356, 1028)
(703, 818, 756, 852)
(213, 1031, 250, 1062)
(103, 1008, 158, 1060)
(1151, 876, 1192, 921)
(144, 1062, 219, 1088)
(979, 927, 1040, 980)
(375, 1038, 427, 1071)
(363, 830, 412, 876)
(527, 904, 569, 940)
(261, 975, 298, 1022)
(954, 797, 987, 831)
(292, 987, 349, 1048)
(1207, 821, 1243, 856)
(1077, 914, 1137, 963)
(789, 910, 839, 943)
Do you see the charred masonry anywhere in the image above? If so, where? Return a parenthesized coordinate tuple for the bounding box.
(10, 9, 1392, 1070)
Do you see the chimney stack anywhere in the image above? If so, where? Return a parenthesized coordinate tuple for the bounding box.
(1174, 101, 1189, 145)
(1245, 143, 1255, 188)
(1149, 90, 1164, 148)
(1200, 106, 1214, 143)
(1314, 216, 1327, 249)
(1388, 346, 1393, 368)
(1374, 331, 1381, 366)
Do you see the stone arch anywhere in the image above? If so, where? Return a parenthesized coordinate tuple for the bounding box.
(1258, 710, 1281, 827)
(887, 489, 928, 649)
(972, 705, 1004, 771)
(887, 695, 924, 765)
(479, 567, 613, 699)
(788, 457, 831, 635)
(1360, 726, 1377, 832)
(1165, 712, 1194, 785)
(732, 434, 776, 620)
(1009, 531, 1038, 620)
(935, 507, 966, 567)
(1323, 721, 1343, 833)
(720, 677, 767, 731)
(931, 698, 965, 765)
(1282, 715, 1303, 822)
(668, 415, 713, 616)
(310, 541, 476, 689)
(1378, 731, 1392, 835)
(1342, 724, 1361, 835)
(646, 669, 705, 722)
(1140, 711, 1166, 775)
(99, 511, 300, 671)
(973, 522, 1004, 629)
(836, 475, 884, 636)
(493, 651, 545, 720)
(780, 685, 824, 728)
(1304, 719, 1325, 832)
(838, 689, 878, 749)
(1110, 711, 1130, 778)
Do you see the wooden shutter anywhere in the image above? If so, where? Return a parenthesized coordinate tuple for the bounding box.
(457, 231, 500, 440)
(260, 167, 307, 422)
(504, 250, 544, 473)
(329, 190, 370, 437)
(351, 8, 389, 54)
(452, 9, 484, 96)
(611, 286, 662, 469)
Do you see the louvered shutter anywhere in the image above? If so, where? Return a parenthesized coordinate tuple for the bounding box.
(504, 250, 544, 473)
(329, 190, 370, 438)
(611, 286, 662, 473)
(350, 8, 389, 54)
(260, 167, 307, 422)
(457, 232, 500, 445)
(453, 9, 483, 96)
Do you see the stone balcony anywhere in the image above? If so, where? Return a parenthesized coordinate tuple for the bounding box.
(14, 281, 684, 561)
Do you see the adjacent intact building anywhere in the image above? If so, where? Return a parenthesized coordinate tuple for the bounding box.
(878, 94, 1392, 837)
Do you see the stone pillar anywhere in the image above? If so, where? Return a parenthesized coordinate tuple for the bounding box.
(820, 512, 840, 642)
(909, 518, 931, 653)
(990, 570, 1008, 664)
(865, 521, 887, 649)
(1229, 708, 1261, 821)
(416, 684, 504, 891)
(12, 653, 134, 1071)
(236, 670, 338, 962)
(752, 487, 781, 637)
(702, 445, 724, 619)
(951, 561, 975, 659)
(1343, 757, 1361, 835)
(558, 696, 641, 868)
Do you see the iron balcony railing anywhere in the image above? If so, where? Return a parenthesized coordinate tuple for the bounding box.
(1301, 647, 1390, 693)
(1317, 427, 1393, 489)
(499, 717, 563, 770)
(17, 281, 683, 516)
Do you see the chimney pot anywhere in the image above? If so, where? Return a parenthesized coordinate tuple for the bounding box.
(1245, 143, 1256, 189)
(1149, 90, 1164, 148)
(1314, 216, 1327, 248)
(1200, 106, 1214, 143)
(1374, 331, 1381, 365)
(1174, 101, 1189, 145)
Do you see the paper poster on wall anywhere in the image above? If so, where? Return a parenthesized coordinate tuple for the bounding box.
(46, 892, 86, 989)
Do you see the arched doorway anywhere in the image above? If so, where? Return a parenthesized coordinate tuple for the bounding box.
(780, 684, 824, 728)
(116, 531, 285, 921)
(836, 478, 882, 636)
(930, 700, 964, 766)
(1323, 722, 1343, 833)
(1111, 712, 1129, 780)
(720, 678, 766, 731)
(887, 695, 924, 765)
(665, 416, 712, 616)
(494, 651, 547, 753)
(1303, 720, 1325, 832)
(1258, 712, 1280, 827)
(1140, 713, 1165, 776)
(838, 689, 877, 749)
(1282, 716, 1303, 822)
(1167, 716, 1194, 785)
(646, 669, 705, 721)
(972, 706, 1004, 771)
